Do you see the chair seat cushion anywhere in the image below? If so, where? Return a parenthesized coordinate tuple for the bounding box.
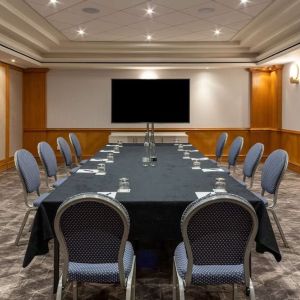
(33, 193, 50, 207)
(231, 176, 247, 187)
(70, 166, 80, 174)
(174, 242, 244, 285)
(68, 241, 134, 283)
(251, 191, 268, 206)
(53, 177, 68, 188)
(80, 159, 88, 165)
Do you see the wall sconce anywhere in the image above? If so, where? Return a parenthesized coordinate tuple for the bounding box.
(290, 63, 299, 84)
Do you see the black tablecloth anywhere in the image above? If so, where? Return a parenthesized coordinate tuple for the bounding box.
(23, 144, 281, 267)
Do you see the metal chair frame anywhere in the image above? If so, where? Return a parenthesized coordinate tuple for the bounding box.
(54, 193, 136, 300)
(172, 194, 258, 300)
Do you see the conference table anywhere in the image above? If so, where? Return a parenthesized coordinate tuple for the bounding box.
(23, 143, 281, 293)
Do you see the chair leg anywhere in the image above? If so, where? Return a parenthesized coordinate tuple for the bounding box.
(15, 208, 34, 246)
(269, 208, 289, 248)
(233, 284, 238, 300)
(173, 258, 185, 300)
(249, 278, 256, 300)
(172, 260, 177, 300)
(56, 275, 63, 300)
(73, 281, 78, 300)
(126, 256, 136, 300)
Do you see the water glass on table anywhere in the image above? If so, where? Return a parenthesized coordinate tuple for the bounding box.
(114, 145, 120, 153)
(178, 144, 184, 151)
(142, 156, 150, 167)
(183, 151, 190, 159)
(214, 177, 226, 192)
(97, 163, 106, 175)
(192, 158, 201, 169)
(118, 177, 130, 192)
(107, 152, 114, 163)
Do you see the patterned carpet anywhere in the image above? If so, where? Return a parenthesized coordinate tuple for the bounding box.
(0, 164, 299, 300)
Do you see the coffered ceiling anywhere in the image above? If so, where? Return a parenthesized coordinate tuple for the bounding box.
(0, 0, 300, 68)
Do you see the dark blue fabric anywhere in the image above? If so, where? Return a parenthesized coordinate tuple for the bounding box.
(53, 177, 68, 188)
(57, 137, 73, 167)
(33, 193, 51, 207)
(243, 143, 264, 178)
(228, 137, 243, 166)
(70, 133, 82, 159)
(215, 133, 227, 159)
(39, 142, 58, 178)
(23, 144, 281, 268)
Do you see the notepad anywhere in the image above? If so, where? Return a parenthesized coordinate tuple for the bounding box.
(189, 150, 199, 152)
(100, 150, 115, 153)
(195, 192, 215, 198)
(77, 169, 99, 174)
(202, 168, 225, 172)
(97, 192, 117, 199)
(199, 157, 209, 161)
(213, 189, 226, 193)
(192, 167, 201, 170)
(90, 158, 107, 162)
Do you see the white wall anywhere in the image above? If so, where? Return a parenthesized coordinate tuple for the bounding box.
(282, 63, 300, 131)
(9, 69, 23, 156)
(47, 68, 250, 129)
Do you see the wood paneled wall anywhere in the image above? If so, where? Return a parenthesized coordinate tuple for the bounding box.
(20, 65, 300, 173)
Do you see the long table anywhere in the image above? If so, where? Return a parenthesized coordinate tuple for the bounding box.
(23, 144, 281, 291)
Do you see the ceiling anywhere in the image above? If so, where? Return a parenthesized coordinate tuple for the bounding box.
(0, 0, 300, 69)
(24, 0, 273, 42)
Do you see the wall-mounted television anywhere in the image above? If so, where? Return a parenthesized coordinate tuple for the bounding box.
(111, 79, 190, 123)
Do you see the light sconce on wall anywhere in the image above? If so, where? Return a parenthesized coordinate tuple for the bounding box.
(289, 63, 300, 84)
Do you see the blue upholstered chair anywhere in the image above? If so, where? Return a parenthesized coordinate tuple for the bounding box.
(14, 149, 50, 246)
(215, 132, 228, 162)
(69, 133, 88, 165)
(54, 193, 136, 300)
(57, 137, 80, 175)
(38, 142, 68, 189)
(221, 136, 244, 173)
(252, 149, 289, 248)
(173, 193, 258, 300)
(235, 143, 264, 188)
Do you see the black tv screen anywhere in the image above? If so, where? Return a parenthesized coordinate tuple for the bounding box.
(111, 79, 190, 123)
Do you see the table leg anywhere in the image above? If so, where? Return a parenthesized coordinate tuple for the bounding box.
(53, 237, 59, 294)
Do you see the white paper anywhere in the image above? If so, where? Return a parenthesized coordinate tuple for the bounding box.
(90, 158, 107, 162)
(199, 157, 209, 161)
(189, 150, 199, 152)
(95, 172, 106, 176)
(202, 168, 225, 172)
(182, 157, 191, 159)
(97, 192, 117, 199)
(192, 167, 201, 170)
(117, 189, 131, 193)
(195, 192, 215, 198)
(100, 150, 115, 153)
(77, 169, 99, 174)
(213, 189, 226, 193)
(183, 144, 193, 147)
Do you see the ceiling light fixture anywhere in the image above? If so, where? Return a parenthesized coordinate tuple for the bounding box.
(146, 7, 154, 16)
(49, 0, 59, 5)
(77, 28, 86, 36)
(146, 35, 152, 41)
(11, 59, 16, 63)
(290, 63, 300, 84)
(214, 28, 221, 36)
(240, 0, 249, 5)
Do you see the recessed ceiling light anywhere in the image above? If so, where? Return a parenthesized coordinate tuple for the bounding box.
(198, 7, 215, 14)
(240, 0, 249, 5)
(146, 35, 152, 41)
(146, 7, 155, 16)
(82, 7, 100, 14)
(214, 28, 221, 36)
(11, 59, 16, 63)
(77, 28, 86, 36)
(49, 0, 58, 5)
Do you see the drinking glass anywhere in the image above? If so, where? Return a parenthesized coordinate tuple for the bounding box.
(174, 138, 179, 145)
(97, 163, 106, 175)
(119, 177, 130, 191)
(214, 177, 226, 192)
(107, 152, 114, 163)
(114, 145, 120, 153)
(117, 140, 123, 146)
(178, 144, 184, 151)
(192, 158, 201, 168)
(142, 156, 149, 167)
(183, 151, 190, 159)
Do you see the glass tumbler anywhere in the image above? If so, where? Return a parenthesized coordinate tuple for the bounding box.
(107, 152, 114, 163)
(183, 151, 190, 159)
(97, 163, 106, 175)
(192, 159, 201, 168)
(114, 145, 120, 153)
(142, 156, 149, 167)
(119, 177, 130, 191)
(214, 177, 226, 192)
(178, 144, 184, 151)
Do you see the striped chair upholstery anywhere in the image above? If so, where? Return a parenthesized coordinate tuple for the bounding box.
(14, 149, 50, 245)
(252, 149, 289, 247)
(69, 133, 88, 165)
(57, 137, 80, 174)
(215, 132, 228, 162)
(173, 193, 258, 299)
(38, 142, 67, 189)
(54, 193, 136, 300)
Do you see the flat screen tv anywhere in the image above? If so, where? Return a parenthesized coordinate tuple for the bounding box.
(111, 79, 190, 123)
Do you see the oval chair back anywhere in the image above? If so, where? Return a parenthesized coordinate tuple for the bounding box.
(54, 193, 130, 287)
(181, 193, 258, 287)
(69, 133, 82, 164)
(38, 142, 58, 187)
(228, 136, 244, 170)
(57, 137, 73, 168)
(261, 149, 288, 205)
(215, 132, 228, 161)
(243, 143, 264, 188)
